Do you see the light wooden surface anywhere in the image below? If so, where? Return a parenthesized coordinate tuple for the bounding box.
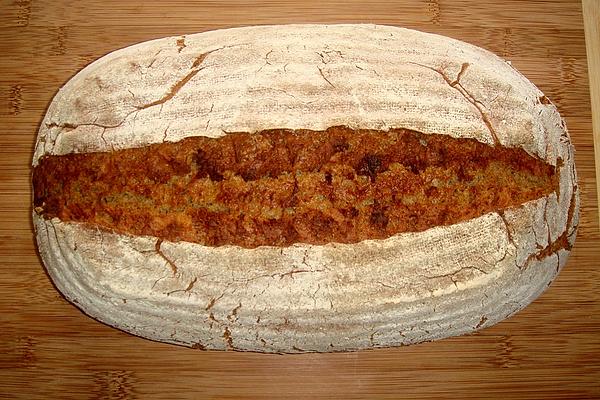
(583, 0, 600, 229)
(1, 1, 599, 399)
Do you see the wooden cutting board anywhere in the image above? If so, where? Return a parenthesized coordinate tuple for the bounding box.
(1, 1, 598, 398)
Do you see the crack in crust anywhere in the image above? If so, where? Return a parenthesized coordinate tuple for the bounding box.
(223, 326, 234, 350)
(227, 303, 242, 322)
(256, 49, 274, 73)
(205, 292, 225, 311)
(475, 315, 488, 329)
(176, 36, 186, 53)
(497, 210, 517, 249)
(155, 239, 178, 275)
(166, 276, 198, 296)
(39, 45, 241, 157)
(410, 62, 501, 146)
(317, 66, 336, 88)
(191, 341, 206, 350)
(521, 184, 577, 270)
(422, 265, 489, 288)
(135, 49, 221, 112)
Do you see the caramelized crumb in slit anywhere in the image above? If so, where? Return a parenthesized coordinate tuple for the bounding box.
(33, 126, 558, 248)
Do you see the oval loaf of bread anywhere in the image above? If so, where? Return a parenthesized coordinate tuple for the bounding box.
(32, 24, 579, 353)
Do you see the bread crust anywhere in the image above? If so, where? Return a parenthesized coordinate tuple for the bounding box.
(32, 24, 579, 352)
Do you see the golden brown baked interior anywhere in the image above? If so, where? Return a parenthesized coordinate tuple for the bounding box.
(33, 126, 557, 248)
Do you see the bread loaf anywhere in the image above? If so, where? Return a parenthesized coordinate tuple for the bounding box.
(32, 24, 579, 352)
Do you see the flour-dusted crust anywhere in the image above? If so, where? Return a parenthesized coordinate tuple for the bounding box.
(32, 24, 579, 352)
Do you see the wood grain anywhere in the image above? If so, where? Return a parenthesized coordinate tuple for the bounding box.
(583, 0, 600, 229)
(1, 0, 598, 398)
